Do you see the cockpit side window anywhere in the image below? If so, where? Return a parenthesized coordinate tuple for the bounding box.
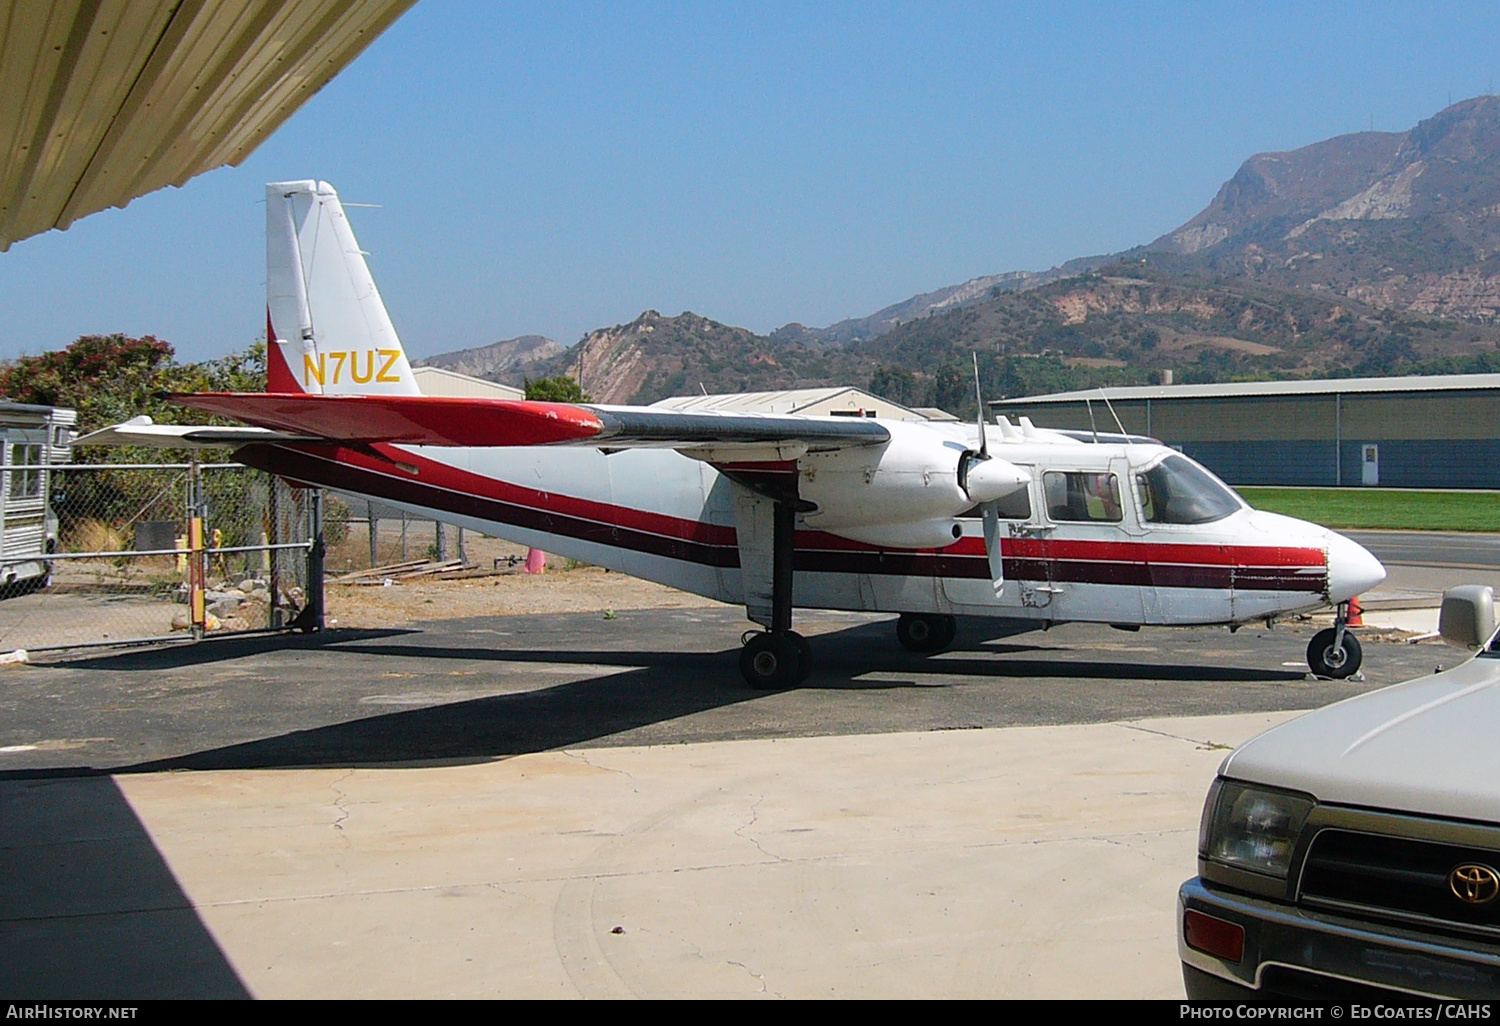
(1044, 471, 1122, 523)
(1134, 454, 1243, 525)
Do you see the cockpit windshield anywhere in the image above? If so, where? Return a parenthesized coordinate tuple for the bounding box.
(1134, 454, 1243, 525)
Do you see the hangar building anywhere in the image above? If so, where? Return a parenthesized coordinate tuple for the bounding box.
(992, 373, 1500, 489)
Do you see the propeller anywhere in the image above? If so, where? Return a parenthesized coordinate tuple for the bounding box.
(962, 354, 1010, 594)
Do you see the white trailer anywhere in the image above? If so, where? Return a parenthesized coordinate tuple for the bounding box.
(0, 402, 76, 592)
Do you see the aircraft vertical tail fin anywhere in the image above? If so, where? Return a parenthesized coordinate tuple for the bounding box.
(265, 180, 419, 396)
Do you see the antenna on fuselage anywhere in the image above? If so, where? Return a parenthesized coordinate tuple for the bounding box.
(1099, 387, 1128, 438)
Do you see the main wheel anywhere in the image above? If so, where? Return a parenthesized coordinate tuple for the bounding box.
(1307, 627, 1362, 679)
(740, 631, 804, 689)
(896, 613, 958, 653)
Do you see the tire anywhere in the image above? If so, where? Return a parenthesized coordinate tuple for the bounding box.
(896, 613, 957, 654)
(1307, 627, 1362, 679)
(792, 631, 813, 680)
(740, 632, 803, 689)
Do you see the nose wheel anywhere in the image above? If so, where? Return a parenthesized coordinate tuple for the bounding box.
(1307, 603, 1363, 678)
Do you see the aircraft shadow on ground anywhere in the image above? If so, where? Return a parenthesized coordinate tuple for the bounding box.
(0, 775, 250, 999)
(51, 627, 417, 672)
(79, 616, 1306, 774)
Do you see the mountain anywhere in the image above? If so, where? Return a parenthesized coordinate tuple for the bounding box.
(422, 96, 1500, 407)
(854, 264, 1500, 399)
(414, 334, 564, 384)
(769, 262, 1100, 346)
(551, 310, 865, 404)
(1141, 95, 1500, 321)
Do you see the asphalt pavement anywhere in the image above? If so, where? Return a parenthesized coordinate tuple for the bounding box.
(0, 530, 1490, 999)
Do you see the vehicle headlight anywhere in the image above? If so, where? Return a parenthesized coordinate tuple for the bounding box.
(1199, 778, 1315, 878)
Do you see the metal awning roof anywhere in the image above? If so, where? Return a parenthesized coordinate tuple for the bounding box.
(993, 373, 1500, 406)
(0, 0, 415, 251)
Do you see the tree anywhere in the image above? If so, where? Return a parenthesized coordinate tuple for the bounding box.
(0, 335, 265, 432)
(0, 335, 269, 545)
(524, 375, 591, 402)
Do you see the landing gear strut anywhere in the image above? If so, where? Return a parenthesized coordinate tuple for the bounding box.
(739, 500, 811, 689)
(896, 612, 957, 653)
(1307, 601, 1363, 679)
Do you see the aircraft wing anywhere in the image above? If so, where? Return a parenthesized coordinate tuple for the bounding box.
(170, 393, 891, 452)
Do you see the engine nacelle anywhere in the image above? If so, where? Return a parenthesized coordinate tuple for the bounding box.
(798, 420, 1027, 539)
(829, 520, 966, 550)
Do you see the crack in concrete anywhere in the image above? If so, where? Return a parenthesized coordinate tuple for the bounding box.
(733, 794, 789, 863)
(327, 769, 355, 845)
(1118, 722, 1236, 750)
(724, 958, 773, 995)
(562, 748, 637, 783)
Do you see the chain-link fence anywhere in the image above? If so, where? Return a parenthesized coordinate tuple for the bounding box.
(0, 462, 320, 653)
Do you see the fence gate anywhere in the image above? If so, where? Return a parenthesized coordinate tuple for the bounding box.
(0, 461, 323, 655)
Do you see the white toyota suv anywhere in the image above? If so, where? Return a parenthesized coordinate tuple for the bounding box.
(1180, 585, 1500, 999)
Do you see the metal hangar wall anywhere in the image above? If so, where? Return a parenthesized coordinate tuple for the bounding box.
(992, 374, 1500, 488)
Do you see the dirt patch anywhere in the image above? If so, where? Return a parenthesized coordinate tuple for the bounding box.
(326, 565, 726, 630)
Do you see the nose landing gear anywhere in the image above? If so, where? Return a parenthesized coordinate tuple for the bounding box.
(1307, 601, 1363, 679)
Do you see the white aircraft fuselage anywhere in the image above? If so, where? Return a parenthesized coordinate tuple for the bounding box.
(240, 425, 1379, 630)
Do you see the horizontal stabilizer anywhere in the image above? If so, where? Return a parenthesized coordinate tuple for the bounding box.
(173, 393, 606, 446)
(169, 393, 891, 451)
(73, 416, 318, 449)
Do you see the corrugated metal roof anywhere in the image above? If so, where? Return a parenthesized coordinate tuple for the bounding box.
(0, 0, 415, 251)
(652, 387, 925, 418)
(993, 373, 1500, 406)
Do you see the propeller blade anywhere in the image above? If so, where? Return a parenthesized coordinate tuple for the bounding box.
(982, 501, 1004, 595)
(971, 352, 988, 459)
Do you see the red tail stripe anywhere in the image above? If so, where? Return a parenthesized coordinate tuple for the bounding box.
(265, 310, 302, 394)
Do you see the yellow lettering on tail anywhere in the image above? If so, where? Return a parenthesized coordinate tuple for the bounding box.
(351, 350, 375, 384)
(376, 349, 403, 383)
(329, 351, 348, 384)
(302, 352, 326, 386)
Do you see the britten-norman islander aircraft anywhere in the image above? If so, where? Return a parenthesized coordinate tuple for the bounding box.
(94, 181, 1387, 687)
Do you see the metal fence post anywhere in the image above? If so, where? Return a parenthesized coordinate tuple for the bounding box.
(268, 476, 281, 628)
(293, 488, 326, 632)
(188, 459, 205, 641)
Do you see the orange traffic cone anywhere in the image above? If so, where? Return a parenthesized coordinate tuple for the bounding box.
(1347, 596, 1363, 627)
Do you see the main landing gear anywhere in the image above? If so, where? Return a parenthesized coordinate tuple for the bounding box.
(739, 498, 813, 689)
(896, 612, 957, 653)
(1307, 601, 1363, 679)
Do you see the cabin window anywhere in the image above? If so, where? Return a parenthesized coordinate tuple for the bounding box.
(1044, 471, 1122, 523)
(1135, 454, 1242, 525)
(7, 444, 42, 499)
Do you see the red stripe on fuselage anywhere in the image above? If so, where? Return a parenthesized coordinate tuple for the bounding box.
(241, 441, 1327, 590)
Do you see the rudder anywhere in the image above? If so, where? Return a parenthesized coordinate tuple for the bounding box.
(265, 180, 419, 396)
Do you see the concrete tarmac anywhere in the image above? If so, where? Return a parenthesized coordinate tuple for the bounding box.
(5, 708, 1298, 999)
(0, 604, 1454, 1000)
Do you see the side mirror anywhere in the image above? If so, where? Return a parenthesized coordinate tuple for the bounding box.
(1439, 585, 1497, 651)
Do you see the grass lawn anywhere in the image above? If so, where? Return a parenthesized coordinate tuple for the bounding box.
(1236, 487, 1500, 533)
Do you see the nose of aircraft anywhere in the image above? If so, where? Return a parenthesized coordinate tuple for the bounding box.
(1326, 531, 1387, 604)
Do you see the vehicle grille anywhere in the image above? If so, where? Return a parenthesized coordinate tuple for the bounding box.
(1300, 829, 1500, 934)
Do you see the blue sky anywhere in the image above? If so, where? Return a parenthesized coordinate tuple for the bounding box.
(2, 1, 1499, 363)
